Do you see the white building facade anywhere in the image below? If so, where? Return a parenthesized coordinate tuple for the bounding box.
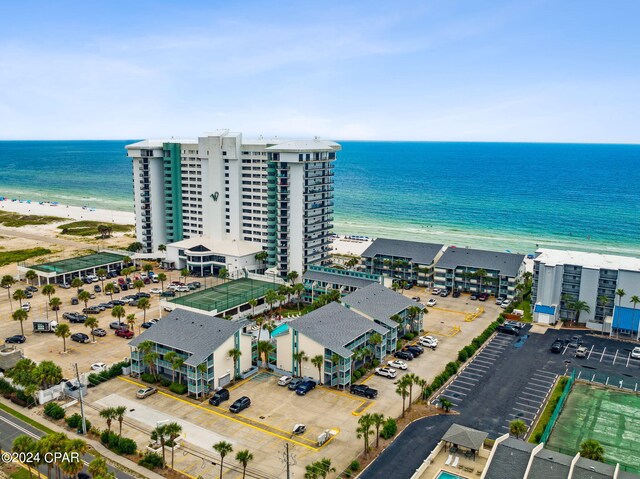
(127, 130, 340, 278)
(532, 249, 640, 334)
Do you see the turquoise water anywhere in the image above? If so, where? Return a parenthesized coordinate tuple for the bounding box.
(436, 471, 465, 479)
(1, 140, 639, 256)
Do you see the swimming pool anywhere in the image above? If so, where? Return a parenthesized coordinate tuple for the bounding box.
(436, 471, 465, 479)
(271, 323, 289, 337)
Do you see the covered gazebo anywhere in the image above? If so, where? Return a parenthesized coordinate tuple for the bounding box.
(442, 423, 488, 460)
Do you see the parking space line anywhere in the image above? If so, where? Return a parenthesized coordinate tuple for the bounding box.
(482, 344, 506, 351)
(525, 386, 548, 394)
(587, 345, 595, 359)
(457, 376, 479, 383)
(612, 349, 619, 365)
(472, 358, 495, 366)
(534, 370, 557, 377)
(626, 352, 631, 368)
(520, 391, 545, 399)
(447, 385, 470, 394)
(461, 370, 485, 377)
(454, 379, 477, 387)
(444, 389, 467, 396)
(449, 381, 472, 389)
(532, 372, 556, 380)
(513, 409, 536, 417)
(516, 402, 540, 410)
(506, 416, 532, 423)
(600, 347, 607, 362)
(529, 377, 554, 386)
(478, 350, 502, 357)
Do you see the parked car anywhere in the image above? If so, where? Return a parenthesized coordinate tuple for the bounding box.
(21, 303, 31, 312)
(295, 380, 317, 396)
(431, 288, 441, 295)
(575, 346, 588, 358)
(496, 324, 519, 335)
(189, 281, 201, 289)
(71, 333, 90, 344)
(83, 306, 101, 315)
(631, 347, 640, 359)
(5, 335, 26, 344)
(152, 277, 159, 283)
(550, 340, 564, 353)
(92, 328, 107, 337)
(470, 293, 478, 300)
(439, 289, 450, 297)
(419, 336, 438, 349)
(404, 345, 424, 356)
(394, 350, 414, 361)
(500, 299, 512, 309)
(495, 297, 504, 306)
(388, 359, 408, 370)
(136, 387, 157, 399)
(278, 375, 293, 386)
(136, 292, 151, 299)
(288, 378, 305, 391)
(349, 384, 378, 399)
(141, 322, 154, 329)
(91, 362, 106, 371)
(176, 286, 190, 292)
(63, 312, 87, 323)
(115, 328, 134, 339)
(59, 282, 71, 289)
(426, 299, 437, 307)
(161, 291, 176, 298)
(411, 296, 421, 302)
(150, 288, 162, 294)
(452, 290, 461, 298)
(567, 335, 583, 348)
(71, 297, 79, 305)
(111, 300, 125, 306)
(98, 302, 113, 309)
(25, 285, 38, 293)
(109, 321, 125, 330)
(374, 367, 397, 378)
(111, 285, 120, 293)
(24, 291, 33, 299)
(94, 285, 102, 293)
(209, 388, 230, 406)
(478, 293, 490, 301)
(229, 396, 251, 413)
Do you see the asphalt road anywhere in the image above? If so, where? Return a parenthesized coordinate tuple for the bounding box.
(0, 408, 135, 479)
(362, 327, 640, 479)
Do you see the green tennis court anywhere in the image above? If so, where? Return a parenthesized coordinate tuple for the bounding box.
(169, 277, 277, 312)
(546, 382, 640, 472)
(28, 252, 126, 274)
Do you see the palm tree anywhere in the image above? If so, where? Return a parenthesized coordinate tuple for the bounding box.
(150, 424, 168, 468)
(248, 298, 258, 317)
(632, 295, 640, 340)
(144, 351, 160, 379)
(277, 284, 290, 305)
(371, 413, 385, 449)
(287, 270, 299, 285)
(235, 449, 254, 479)
(126, 313, 137, 334)
(2, 274, 16, 312)
(293, 350, 308, 377)
(212, 441, 233, 479)
(571, 300, 591, 324)
(475, 268, 488, 294)
(42, 283, 56, 302)
(50, 297, 61, 322)
(13, 289, 26, 308)
(311, 355, 324, 384)
(180, 268, 190, 283)
(114, 405, 127, 436)
(111, 304, 126, 327)
(228, 348, 242, 378)
(404, 373, 420, 410)
(143, 263, 154, 275)
(257, 341, 275, 370)
(262, 321, 276, 339)
(356, 414, 374, 455)
(368, 333, 383, 359)
(165, 422, 183, 469)
(60, 438, 88, 479)
(292, 283, 304, 310)
(104, 282, 115, 300)
(133, 279, 145, 293)
(218, 268, 229, 283)
(406, 305, 423, 333)
(509, 419, 527, 439)
(580, 439, 605, 462)
(78, 290, 91, 309)
(12, 435, 36, 478)
(100, 407, 117, 433)
(345, 257, 359, 270)
(55, 323, 71, 352)
(164, 352, 178, 382)
(197, 362, 208, 398)
(84, 316, 99, 342)
(71, 277, 84, 295)
(598, 295, 610, 333)
(12, 308, 28, 337)
(157, 272, 167, 292)
(88, 457, 109, 478)
(173, 357, 185, 384)
(264, 289, 278, 318)
(137, 297, 150, 323)
(25, 269, 37, 286)
(439, 397, 453, 412)
(396, 376, 411, 417)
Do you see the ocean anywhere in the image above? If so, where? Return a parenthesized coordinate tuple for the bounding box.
(1, 140, 639, 256)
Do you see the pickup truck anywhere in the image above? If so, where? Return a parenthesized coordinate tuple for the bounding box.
(350, 384, 378, 399)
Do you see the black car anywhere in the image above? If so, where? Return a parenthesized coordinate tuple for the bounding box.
(94, 285, 102, 293)
(161, 291, 176, 298)
(111, 285, 120, 293)
(496, 324, 519, 335)
(209, 388, 230, 406)
(63, 312, 87, 323)
(71, 333, 90, 344)
(83, 306, 101, 315)
(78, 471, 91, 479)
(5, 335, 26, 344)
(567, 335, 583, 348)
(296, 379, 317, 396)
(136, 292, 151, 299)
(98, 302, 113, 309)
(349, 384, 378, 399)
(229, 396, 251, 413)
(141, 322, 154, 329)
(394, 350, 414, 361)
(120, 283, 128, 291)
(452, 290, 461, 298)
(25, 286, 38, 293)
(287, 378, 305, 390)
(111, 300, 125, 306)
(403, 345, 424, 356)
(190, 281, 201, 289)
(470, 294, 478, 300)
(550, 340, 564, 353)
(71, 297, 79, 305)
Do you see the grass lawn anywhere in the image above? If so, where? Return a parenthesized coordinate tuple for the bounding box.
(0, 248, 52, 267)
(0, 402, 54, 434)
(58, 220, 133, 237)
(519, 299, 533, 322)
(0, 210, 66, 227)
(529, 376, 567, 443)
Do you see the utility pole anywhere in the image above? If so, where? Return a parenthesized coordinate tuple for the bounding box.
(281, 443, 295, 479)
(74, 363, 87, 434)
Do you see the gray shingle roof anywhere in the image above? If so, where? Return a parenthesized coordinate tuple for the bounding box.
(129, 309, 244, 367)
(342, 283, 418, 323)
(287, 302, 387, 358)
(361, 238, 444, 265)
(441, 423, 488, 451)
(302, 269, 377, 289)
(484, 438, 535, 479)
(572, 457, 617, 479)
(436, 247, 525, 277)
(529, 449, 573, 479)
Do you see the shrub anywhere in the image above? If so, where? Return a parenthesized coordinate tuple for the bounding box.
(457, 349, 468, 363)
(101, 430, 119, 449)
(0, 378, 15, 395)
(160, 379, 171, 387)
(371, 358, 380, 368)
(16, 390, 36, 408)
(357, 367, 366, 377)
(141, 373, 157, 384)
(139, 452, 164, 470)
(380, 418, 397, 439)
(169, 382, 187, 395)
(44, 402, 66, 419)
(464, 345, 476, 357)
(353, 370, 362, 380)
(116, 437, 137, 455)
(10, 393, 28, 407)
(402, 333, 415, 340)
(349, 460, 360, 472)
(65, 413, 91, 431)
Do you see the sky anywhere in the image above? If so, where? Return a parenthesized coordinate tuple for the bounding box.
(1, 0, 639, 142)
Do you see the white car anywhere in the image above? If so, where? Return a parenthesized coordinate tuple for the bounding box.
(431, 288, 441, 295)
(387, 360, 408, 370)
(91, 362, 106, 372)
(631, 347, 640, 360)
(278, 375, 293, 386)
(375, 367, 397, 378)
(426, 299, 437, 307)
(150, 288, 162, 294)
(21, 303, 31, 312)
(152, 277, 159, 283)
(500, 299, 512, 308)
(176, 286, 190, 292)
(495, 297, 504, 305)
(419, 335, 439, 348)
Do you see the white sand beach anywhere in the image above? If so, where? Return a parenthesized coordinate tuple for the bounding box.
(0, 199, 135, 225)
(331, 235, 373, 256)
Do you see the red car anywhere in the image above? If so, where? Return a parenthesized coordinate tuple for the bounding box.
(115, 328, 134, 339)
(478, 292, 490, 301)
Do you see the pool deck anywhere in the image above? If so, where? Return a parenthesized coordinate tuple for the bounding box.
(418, 446, 488, 479)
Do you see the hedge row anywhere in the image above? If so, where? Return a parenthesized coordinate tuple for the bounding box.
(101, 430, 137, 455)
(421, 316, 505, 399)
(88, 360, 129, 386)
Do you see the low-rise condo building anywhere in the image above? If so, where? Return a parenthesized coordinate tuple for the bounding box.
(434, 247, 525, 299)
(302, 265, 381, 302)
(532, 248, 640, 334)
(127, 130, 340, 278)
(129, 310, 253, 396)
(275, 302, 391, 388)
(361, 238, 444, 286)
